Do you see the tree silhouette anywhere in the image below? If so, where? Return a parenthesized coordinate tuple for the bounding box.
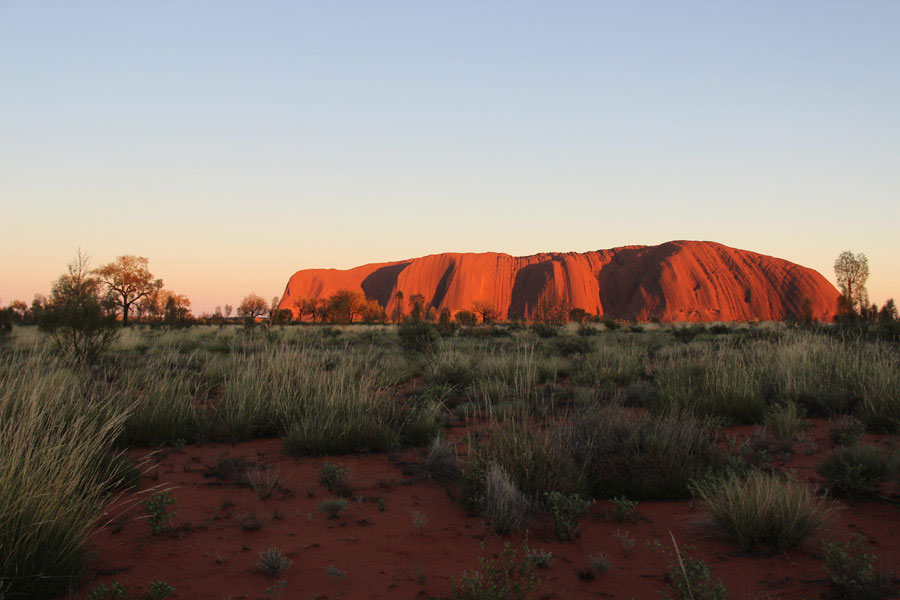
(834, 251, 869, 319)
(94, 255, 163, 326)
(238, 293, 268, 323)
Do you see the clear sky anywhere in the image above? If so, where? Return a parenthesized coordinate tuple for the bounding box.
(1, 1, 897, 314)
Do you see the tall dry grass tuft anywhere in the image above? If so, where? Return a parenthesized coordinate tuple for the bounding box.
(694, 470, 834, 553)
(481, 463, 531, 534)
(0, 352, 131, 598)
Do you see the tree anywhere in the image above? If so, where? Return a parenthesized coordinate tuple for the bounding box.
(472, 300, 498, 324)
(267, 297, 290, 325)
(437, 308, 456, 336)
(238, 293, 268, 323)
(408, 294, 426, 322)
(224, 304, 233, 319)
(94, 255, 163, 326)
(800, 296, 814, 324)
(293, 297, 320, 323)
(569, 308, 588, 324)
(8, 300, 27, 321)
(390, 291, 405, 324)
(535, 295, 570, 325)
(162, 291, 192, 327)
(454, 310, 477, 327)
(37, 251, 117, 364)
(879, 299, 898, 323)
(834, 251, 869, 319)
(361, 299, 386, 324)
(268, 297, 292, 325)
(326, 290, 365, 324)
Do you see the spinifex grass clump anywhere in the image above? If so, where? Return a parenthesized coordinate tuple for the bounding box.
(563, 407, 724, 500)
(477, 463, 531, 535)
(764, 401, 808, 440)
(693, 470, 834, 553)
(463, 406, 724, 521)
(317, 497, 349, 519)
(420, 435, 461, 483)
(213, 347, 439, 454)
(0, 352, 129, 598)
(256, 547, 292, 578)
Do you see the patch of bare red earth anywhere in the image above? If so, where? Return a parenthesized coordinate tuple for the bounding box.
(77, 420, 900, 600)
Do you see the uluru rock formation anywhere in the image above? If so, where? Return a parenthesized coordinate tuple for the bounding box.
(278, 241, 840, 322)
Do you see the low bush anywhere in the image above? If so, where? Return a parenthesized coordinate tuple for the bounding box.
(318, 462, 350, 492)
(653, 535, 728, 600)
(553, 336, 593, 356)
(817, 444, 888, 496)
(148, 580, 175, 599)
(609, 496, 638, 523)
(398, 320, 438, 353)
(449, 541, 538, 600)
(545, 491, 592, 541)
(693, 470, 833, 553)
(822, 535, 893, 600)
(141, 491, 177, 535)
(317, 497, 349, 519)
(576, 324, 597, 337)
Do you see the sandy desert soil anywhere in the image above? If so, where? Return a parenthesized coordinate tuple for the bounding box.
(75, 419, 900, 600)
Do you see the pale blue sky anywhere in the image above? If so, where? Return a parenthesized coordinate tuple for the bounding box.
(1, 1, 897, 312)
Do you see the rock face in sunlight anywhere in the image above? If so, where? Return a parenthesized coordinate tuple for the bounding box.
(278, 240, 840, 322)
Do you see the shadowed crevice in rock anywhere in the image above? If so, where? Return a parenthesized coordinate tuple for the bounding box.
(361, 262, 412, 308)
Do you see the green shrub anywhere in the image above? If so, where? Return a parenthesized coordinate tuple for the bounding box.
(147, 579, 175, 599)
(576, 324, 597, 337)
(545, 491, 593, 541)
(88, 582, 128, 600)
(817, 445, 888, 496)
(398, 320, 438, 353)
(609, 496, 638, 523)
(426, 360, 475, 392)
(693, 471, 833, 553)
(450, 542, 538, 600)
(553, 336, 593, 356)
(318, 462, 350, 491)
(654, 535, 728, 600)
(822, 535, 892, 600)
(141, 491, 177, 535)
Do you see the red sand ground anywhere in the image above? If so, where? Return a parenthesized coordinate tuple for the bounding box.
(277, 241, 840, 323)
(76, 420, 899, 600)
